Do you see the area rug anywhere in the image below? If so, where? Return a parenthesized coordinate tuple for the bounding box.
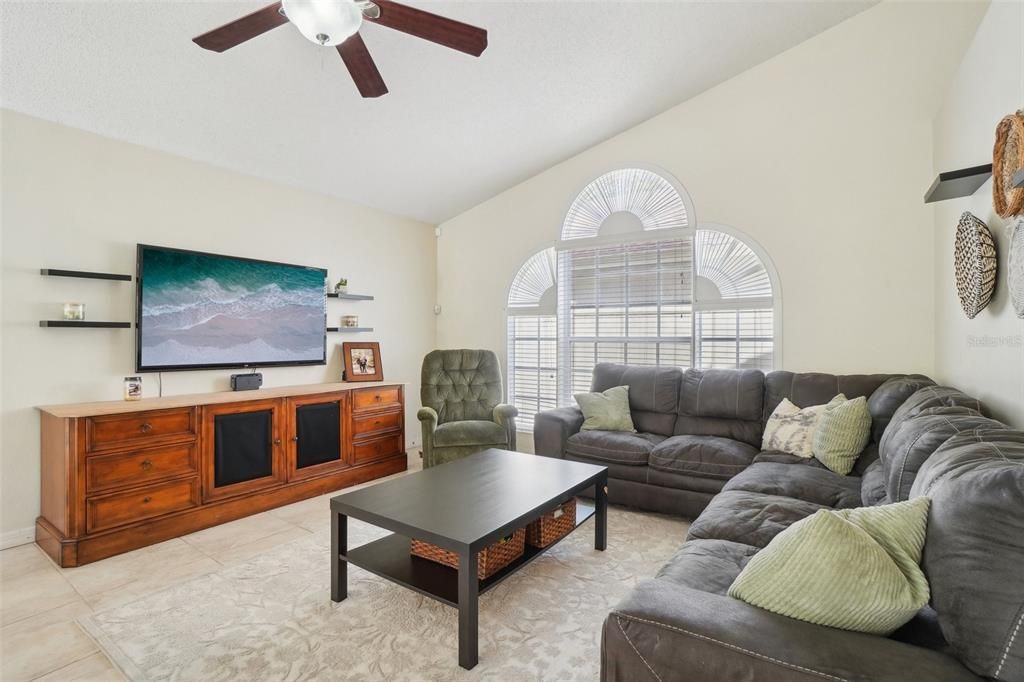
(80, 507, 688, 681)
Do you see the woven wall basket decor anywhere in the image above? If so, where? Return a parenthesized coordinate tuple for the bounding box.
(1010, 219, 1024, 319)
(993, 110, 1024, 218)
(954, 211, 998, 319)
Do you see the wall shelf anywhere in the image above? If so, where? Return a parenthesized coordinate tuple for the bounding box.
(40, 269, 133, 282)
(327, 292, 374, 301)
(327, 327, 374, 333)
(40, 321, 132, 328)
(924, 164, 992, 203)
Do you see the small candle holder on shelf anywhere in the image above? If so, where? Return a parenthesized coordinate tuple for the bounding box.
(63, 303, 85, 321)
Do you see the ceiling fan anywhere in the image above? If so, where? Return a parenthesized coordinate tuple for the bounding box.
(193, 0, 488, 98)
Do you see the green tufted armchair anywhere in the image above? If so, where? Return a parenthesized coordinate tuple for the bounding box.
(417, 349, 518, 468)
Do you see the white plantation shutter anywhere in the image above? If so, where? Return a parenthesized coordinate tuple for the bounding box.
(557, 238, 694, 404)
(507, 249, 557, 430)
(693, 230, 775, 370)
(561, 169, 689, 240)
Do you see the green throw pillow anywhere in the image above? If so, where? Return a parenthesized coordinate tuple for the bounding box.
(575, 385, 635, 432)
(813, 395, 872, 474)
(728, 497, 931, 635)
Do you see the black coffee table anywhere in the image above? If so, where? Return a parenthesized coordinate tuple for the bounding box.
(329, 448, 608, 669)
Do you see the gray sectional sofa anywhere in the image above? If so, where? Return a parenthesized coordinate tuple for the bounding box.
(533, 363, 1024, 681)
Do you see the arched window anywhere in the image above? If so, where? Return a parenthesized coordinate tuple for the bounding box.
(506, 249, 557, 430)
(506, 169, 779, 429)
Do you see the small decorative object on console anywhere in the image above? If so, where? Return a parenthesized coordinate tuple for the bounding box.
(526, 498, 577, 548)
(342, 341, 383, 382)
(63, 302, 85, 321)
(993, 110, 1024, 218)
(334, 278, 348, 294)
(123, 376, 142, 401)
(954, 211, 998, 319)
(341, 315, 359, 328)
(411, 528, 526, 580)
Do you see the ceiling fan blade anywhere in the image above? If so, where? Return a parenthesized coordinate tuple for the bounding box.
(193, 2, 288, 52)
(337, 33, 388, 98)
(366, 0, 487, 57)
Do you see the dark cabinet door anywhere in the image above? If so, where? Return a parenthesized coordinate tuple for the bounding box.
(200, 399, 285, 502)
(286, 393, 349, 481)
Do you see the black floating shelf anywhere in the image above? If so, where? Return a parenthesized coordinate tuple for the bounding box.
(326, 327, 374, 333)
(40, 269, 133, 282)
(40, 320, 132, 328)
(1014, 169, 1024, 189)
(924, 164, 992, 203)
(326, 292, 374, 300)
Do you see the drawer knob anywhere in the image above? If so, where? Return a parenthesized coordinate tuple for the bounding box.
(273, 438, 282, 446)
(141, 459, 153, 471)
(139, 422, 153, 432)
(142, 496, 152, 504)
(375, 395, 382, 401)
(292, 436, 299, 442)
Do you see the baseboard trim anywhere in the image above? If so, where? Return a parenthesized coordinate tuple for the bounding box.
(0, 526, 35, 550)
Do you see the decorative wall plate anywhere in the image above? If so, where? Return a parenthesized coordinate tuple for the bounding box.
(954, 211, 998, 319)
(1010, 219, 1024, 319)
(993, 111, 1024, 218)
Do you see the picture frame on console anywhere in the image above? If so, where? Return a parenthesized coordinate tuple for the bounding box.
(342, 341, 383, 382)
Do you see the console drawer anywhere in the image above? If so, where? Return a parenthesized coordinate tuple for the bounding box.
(352, 433, 404, 465)
(352, 386, 401, 413)
(87, 408, 196, 453)
(352, 410, 403, 438)
(87, 478, 200, 533)
(86, 443, 198, 494)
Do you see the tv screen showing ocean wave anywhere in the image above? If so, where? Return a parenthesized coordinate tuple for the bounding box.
(137, 245, 327, 371)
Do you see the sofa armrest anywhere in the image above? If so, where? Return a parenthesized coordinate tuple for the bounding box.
(493, 403, 519, 451)
(603, 580, 979, 682)
(533, 406, 584, 459)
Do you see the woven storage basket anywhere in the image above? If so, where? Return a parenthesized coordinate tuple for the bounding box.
(993, 111, 1024, 218)
(411, 528, 525, 580)
(1010, 220, 1024, 319)
(954, 211, 998, 319)
(526, 498, 577, 548)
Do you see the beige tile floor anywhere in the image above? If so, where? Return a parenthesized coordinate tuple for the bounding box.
(0, 450, 422, 682)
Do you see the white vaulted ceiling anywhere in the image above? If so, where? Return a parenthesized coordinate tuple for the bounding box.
(1, 1, 874, 223)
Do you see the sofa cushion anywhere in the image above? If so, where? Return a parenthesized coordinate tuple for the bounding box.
(565, 453, 649, 484)
(649, 435, 758, 480)
(686, 490, 825, 548)
(881, 407, 1006, 502)
(911, 430, 1024, 681)
(728, 498, 932, 636)
(763, 371, 894, 423)
(812, 396, 872, 475)
(861, 459, 888, 506)
(761, 396, 841, 458)
(881, 385, 988, 448)
(672, 369, 764, 447)
(564, 430, 665, 465)
(867, 375, 936, 443)
(655, 539, 758, 595)
(678, 368, 765, 421)
(605, 580, 979, 682)
(645, 468, 728, 495)
(432, 420, 507, 447)
(753, 451, 828, 468)
(722, 462, 862, 509)
(590, 363, 681, 436)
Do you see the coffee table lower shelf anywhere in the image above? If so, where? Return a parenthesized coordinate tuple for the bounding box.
(341, 500, 596, 608)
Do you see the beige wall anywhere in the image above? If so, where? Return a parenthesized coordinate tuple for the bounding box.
(0, 111, 437, 543)
(436, 2, 984, 406)
(932, 1, 1024, 427)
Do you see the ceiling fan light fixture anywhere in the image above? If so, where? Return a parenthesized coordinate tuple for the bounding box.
(282, 0, 363, 47)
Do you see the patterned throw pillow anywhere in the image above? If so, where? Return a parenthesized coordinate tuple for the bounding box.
(813, 396, 872, 475)
(761, 395, 845, 458)
(574, 385, 636, 433)
(728, 498, 931, 635)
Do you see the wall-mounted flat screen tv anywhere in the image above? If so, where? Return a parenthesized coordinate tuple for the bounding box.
(136, 244, 327, 372)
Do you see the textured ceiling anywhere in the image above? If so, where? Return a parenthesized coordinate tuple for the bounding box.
(1, 1, 874, 223)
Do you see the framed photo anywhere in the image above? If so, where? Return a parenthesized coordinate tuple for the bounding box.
(342, 342, 383, 382)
